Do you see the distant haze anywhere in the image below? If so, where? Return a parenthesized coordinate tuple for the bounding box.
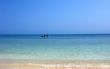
(0, 0, 110, 34)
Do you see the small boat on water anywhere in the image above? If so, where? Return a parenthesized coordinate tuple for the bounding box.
(40, 34, 48, 38)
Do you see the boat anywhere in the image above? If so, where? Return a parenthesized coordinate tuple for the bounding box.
(40, 34, 48, 38)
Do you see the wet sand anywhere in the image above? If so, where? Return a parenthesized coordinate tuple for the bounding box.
(0, 60, 110, 69)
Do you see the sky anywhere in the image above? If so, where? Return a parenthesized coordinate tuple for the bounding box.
(0, 0, 110, 34)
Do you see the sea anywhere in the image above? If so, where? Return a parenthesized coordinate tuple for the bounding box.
(0, 34, 110, 61)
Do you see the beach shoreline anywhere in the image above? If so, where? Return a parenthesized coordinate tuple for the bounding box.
(0, 60, 110, 69)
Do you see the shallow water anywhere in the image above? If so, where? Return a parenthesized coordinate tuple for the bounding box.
(0, 34, 110, 60)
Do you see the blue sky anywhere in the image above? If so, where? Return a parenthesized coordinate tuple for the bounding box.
(0, 0, 110, 34)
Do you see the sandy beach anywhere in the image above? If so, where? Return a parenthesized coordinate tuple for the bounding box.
(0, 60, 110, 69)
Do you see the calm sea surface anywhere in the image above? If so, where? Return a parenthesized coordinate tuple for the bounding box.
(0, 34, 110, 61)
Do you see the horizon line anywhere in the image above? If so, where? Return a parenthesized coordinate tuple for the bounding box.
(0, 34, 110, 35)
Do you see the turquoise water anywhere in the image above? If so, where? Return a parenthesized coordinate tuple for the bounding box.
(0, 34, 110, 60)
